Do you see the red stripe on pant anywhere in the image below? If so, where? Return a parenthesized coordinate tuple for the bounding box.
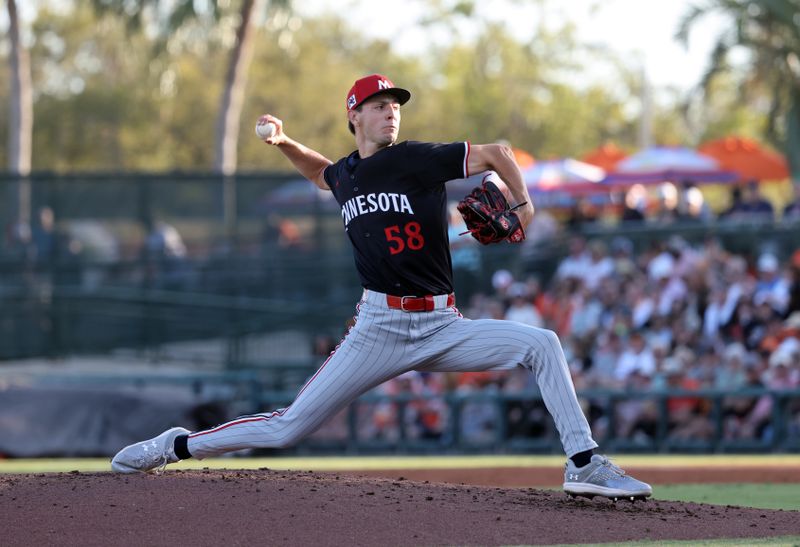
(188, 300, 363, 440)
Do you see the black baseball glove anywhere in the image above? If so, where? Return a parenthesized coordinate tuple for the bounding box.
(457, 178, 526, 245)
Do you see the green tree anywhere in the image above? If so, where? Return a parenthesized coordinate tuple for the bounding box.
(411, 22, 635, 159)
(91, 0, 290, 175)
(677, 0, 800, 177)
(239, 15, 424, 170)
(30, 4, 168, 170)
(5, 0, 32, 174)
(5, 0, 34, 227)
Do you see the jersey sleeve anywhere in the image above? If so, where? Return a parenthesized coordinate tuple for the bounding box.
(322, 163, 336, 189)
(405, 141, 470, 186)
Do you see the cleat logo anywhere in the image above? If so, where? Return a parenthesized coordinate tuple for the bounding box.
(568, 473, 579, 480)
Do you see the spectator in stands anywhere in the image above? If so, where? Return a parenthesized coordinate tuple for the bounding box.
(491, 269, 514, 300)
(615, 331, 656, 381)
(456, 372, 502, 444)
(648, 251, 689, 319)
(585, 332, 623, 388)
(367, 375, 406, 442)
(143, 216, 190, 288)
(31, 206, 57, 265)
(554, 236, 590, 283)
(614, 368, 657, 443)
(583, 239, 615, 292)
(504, 283, 544, 328)
(652, 183, 680, 225)
(566, 197, 599, 231)
(788, 251, 800, 314)
(741, 180, 775, 221)
(714, 343, 750, 390)
(610, 236, 636, 278)
(753, 253, 791, 317)
(501, 365, 546, 440)
(703, 284, 733, 341)
(733, 351, 797, 442)
(676, 181, 713, 223)
(627, 278, 654, 330)
(144, 218, 187, 260)
(3, 218, 34, 268)
(335, 230, 800, 447)
(409, 372, 448, 441)
(722, 358, 766, 440)
(781, 180, 800, 221)
(661, 356, 713, 441)
(619, 187, 646, 223)
(720, 181, 772, 221)
(568, 283, 604, 342)
(721, 186, 746, 220)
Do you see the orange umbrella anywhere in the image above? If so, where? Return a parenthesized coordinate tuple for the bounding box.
(698, 136, 789, 181)
(512, 147, 535, 169)
(581, 142, 628, 172)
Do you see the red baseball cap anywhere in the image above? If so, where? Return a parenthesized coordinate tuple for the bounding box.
(346, 74, 411, 112)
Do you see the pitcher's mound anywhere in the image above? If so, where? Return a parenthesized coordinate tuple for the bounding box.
(2, 469, 799, 546)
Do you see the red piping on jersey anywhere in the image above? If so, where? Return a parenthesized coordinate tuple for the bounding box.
(188, 300, 365, 439)
(464, 141, 471, 177)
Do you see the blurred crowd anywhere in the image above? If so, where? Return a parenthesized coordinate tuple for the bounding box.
(351, 232, 800, 447)
(565, 179, 800, 230)
(5, 182, 800, 448)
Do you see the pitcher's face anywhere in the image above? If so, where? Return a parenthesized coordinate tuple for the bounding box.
(352, 94, 401, 146)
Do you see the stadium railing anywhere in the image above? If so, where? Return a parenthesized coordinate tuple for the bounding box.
(252, 387, 800, 455)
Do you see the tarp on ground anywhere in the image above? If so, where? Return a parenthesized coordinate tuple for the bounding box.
(0, 385, 218, 457)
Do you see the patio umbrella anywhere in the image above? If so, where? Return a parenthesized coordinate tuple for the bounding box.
(581, 142, 628, 171)
(698, 136, 789, 181)
(512, 147, 535, 170)
(523, 158, 607, 193)
(605, 146, 739, 186)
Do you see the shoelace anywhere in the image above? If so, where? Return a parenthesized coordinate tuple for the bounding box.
(598, 456, 627, 476)
(154, 454, 169, 475)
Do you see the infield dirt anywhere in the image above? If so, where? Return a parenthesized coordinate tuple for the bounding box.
(2, 468, 799, 546)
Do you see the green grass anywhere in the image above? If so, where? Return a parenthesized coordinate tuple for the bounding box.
(2, 453, 798, 474)
(653, 483, 800, 510)
(550, 538, 800, 546)
(569, 484, 800, 547)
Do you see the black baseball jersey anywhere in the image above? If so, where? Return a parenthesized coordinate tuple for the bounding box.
(324, 140, 470, 296)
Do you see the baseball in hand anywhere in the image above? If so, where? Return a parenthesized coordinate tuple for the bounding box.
(255, 120, 276, 140)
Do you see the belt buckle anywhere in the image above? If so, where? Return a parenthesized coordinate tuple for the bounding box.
(400, 296, 414, 312)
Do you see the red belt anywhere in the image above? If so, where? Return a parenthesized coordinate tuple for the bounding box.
(386, 293, 455, 312)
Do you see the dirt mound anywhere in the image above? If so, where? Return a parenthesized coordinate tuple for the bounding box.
(2, 469, 798, 546)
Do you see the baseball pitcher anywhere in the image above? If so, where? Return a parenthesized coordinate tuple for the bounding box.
(112, 74, 651, 501)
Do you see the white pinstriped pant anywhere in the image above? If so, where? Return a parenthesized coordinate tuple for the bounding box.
(187, 289, 598, 459)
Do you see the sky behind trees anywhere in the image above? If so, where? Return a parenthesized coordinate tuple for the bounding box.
(295, 0, 732, 98)
(3, 0, 791, 175)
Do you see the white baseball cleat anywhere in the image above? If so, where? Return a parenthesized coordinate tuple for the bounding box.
(563, 454, 652, 501)
(111, 427, 190, 474)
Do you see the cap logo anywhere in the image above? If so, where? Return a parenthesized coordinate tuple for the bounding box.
(347, 94, 357, 109)
(377, 79, 391, 90)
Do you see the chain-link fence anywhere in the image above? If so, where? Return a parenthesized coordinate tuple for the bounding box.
(2, 173, 799, 363)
